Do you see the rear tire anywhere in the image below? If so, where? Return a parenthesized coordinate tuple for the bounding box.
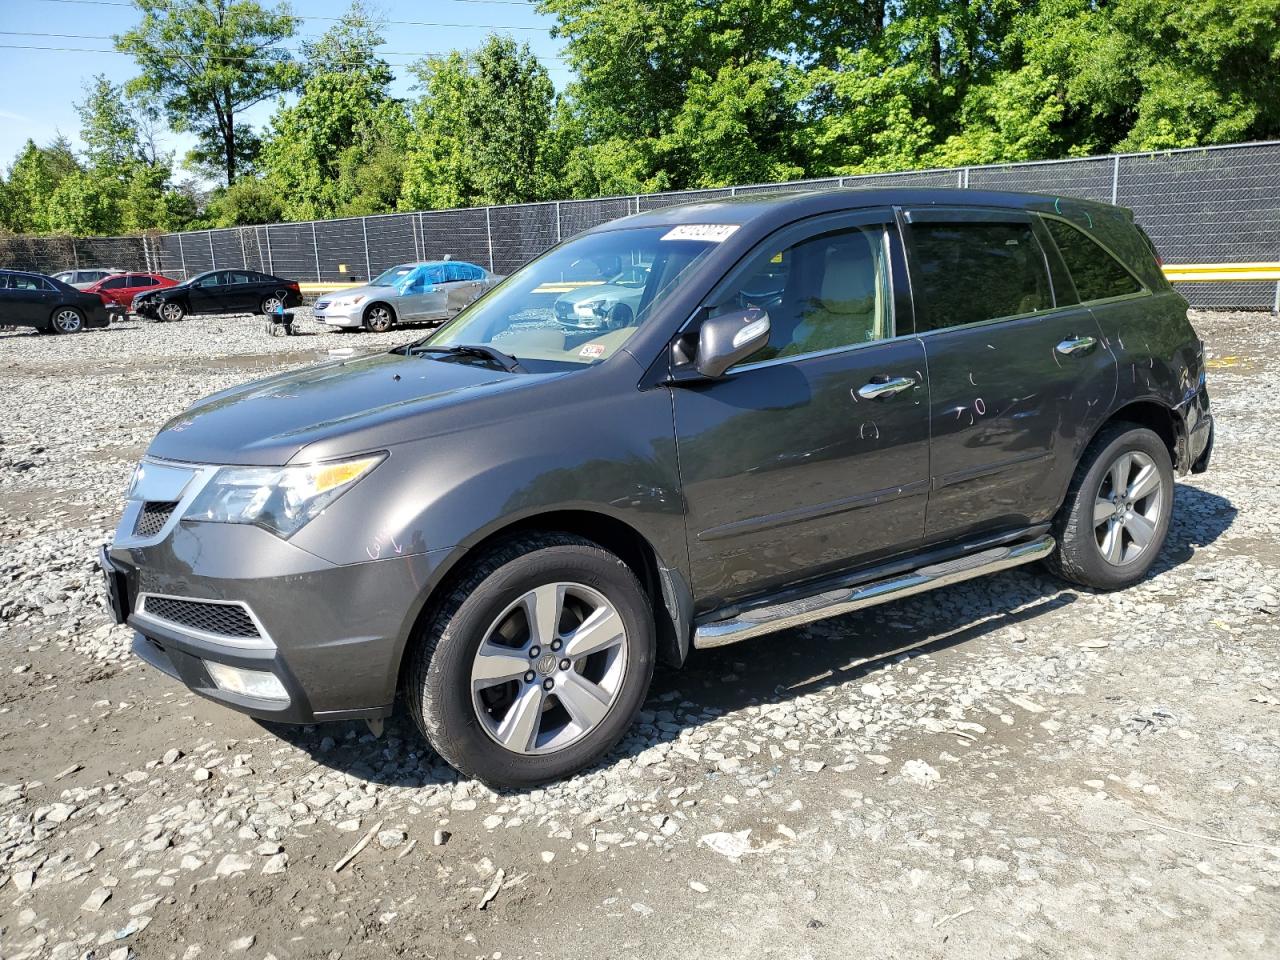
(1047, 423, 1174, 589)
(407, 533, 655, 788)
(260, 291, 287, 315)
(363, 303, 395, 333)
(50, 307, 84, 334)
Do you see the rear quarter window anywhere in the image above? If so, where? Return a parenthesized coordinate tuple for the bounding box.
(1043, 217, 1144, 302)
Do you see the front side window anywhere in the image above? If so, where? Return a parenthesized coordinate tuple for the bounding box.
(910, 220, 1052, 331)
(1043, 217, 1144, 302)
(422, 226, 723, 369)
(709, 224, 892, 365)
(101, 276, 129, 290)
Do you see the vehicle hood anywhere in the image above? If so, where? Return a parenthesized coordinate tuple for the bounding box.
(146, 350, 558, 466)
(317, 283, 400, 303)
(136, 282, 186, 299)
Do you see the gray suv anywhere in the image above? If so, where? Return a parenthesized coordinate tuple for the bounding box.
(102, 189, 1213, 787)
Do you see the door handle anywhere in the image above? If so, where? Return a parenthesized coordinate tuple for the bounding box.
(856, 375, 916, 401)
(1055, 335, 1098, 356)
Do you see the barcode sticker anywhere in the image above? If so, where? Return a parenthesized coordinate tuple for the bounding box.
(661, 224, 739, 243)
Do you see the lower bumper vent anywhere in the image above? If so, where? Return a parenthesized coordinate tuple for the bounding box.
(141, 595, 261, 640)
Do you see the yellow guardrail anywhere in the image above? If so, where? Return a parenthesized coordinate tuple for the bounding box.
(295, 263, 1280, 297)
(1162, 262, 1280, 282)
(299, 281, 364, 295)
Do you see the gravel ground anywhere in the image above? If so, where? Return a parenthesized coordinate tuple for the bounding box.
(1, 308, 1277, 960)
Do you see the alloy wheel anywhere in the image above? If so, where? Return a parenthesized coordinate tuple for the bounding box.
(366, 306, 392, 332)
(161, 302, 183, 322)
(52, 309, 82, 333)
(262, 295, 284, 314)
(1093, 450, 1163, 565)
(469, 582, 628, 755)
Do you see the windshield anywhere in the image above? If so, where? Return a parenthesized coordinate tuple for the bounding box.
(371, 264, 417, 287)
(420, 226, 724, 369)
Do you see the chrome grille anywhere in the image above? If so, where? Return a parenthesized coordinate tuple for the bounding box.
(133, 501, 178, 538)
(141, 596, 261, 640)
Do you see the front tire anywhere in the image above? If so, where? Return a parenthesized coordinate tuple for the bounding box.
(363, 303, 395, 333)
(407, 533, 655, 788)
(1047, 423, 1174, 589)
(50, 307, 85, 334)
(159, 301, 186, 323)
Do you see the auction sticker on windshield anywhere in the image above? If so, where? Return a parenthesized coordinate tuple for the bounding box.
(660, 224, 739, 243)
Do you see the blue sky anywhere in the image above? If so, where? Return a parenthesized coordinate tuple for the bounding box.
(0, 0, 569, 176)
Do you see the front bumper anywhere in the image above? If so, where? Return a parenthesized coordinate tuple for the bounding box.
(101, 520, 448, 724)
(313, 301, 363, 327)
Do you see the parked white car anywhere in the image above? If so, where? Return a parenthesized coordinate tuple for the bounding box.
(313, 260, 501, 332)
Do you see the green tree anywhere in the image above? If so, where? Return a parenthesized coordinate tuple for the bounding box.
(261, 2, 409, 220)
(401, 35, 557, 209)
(116, 0, 300, 185)
(204, 175, 284, 226)
(1, 137, 82, 233)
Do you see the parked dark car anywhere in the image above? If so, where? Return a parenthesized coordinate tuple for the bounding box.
(132, 269, 302, 322)
(85, 271, 178, 312)
(103, 189, 1212, 788)
(0, 269, 112, 333)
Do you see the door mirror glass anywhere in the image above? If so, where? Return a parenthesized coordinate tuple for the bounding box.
(695, 307, 771, 378)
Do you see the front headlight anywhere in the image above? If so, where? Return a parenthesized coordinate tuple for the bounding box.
(334, 295, 367, 307)
(184, 454, 384, 538)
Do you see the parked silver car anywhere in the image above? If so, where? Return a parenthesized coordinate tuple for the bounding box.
(51, 267, 128, 290)
(313, 260, 500, 332)
(552, 263, 650, 332)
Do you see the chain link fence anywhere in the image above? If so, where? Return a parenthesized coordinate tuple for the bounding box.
(3, 141, 1279, 309)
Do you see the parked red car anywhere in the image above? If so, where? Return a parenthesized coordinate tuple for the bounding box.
(85, 273, 177, 313)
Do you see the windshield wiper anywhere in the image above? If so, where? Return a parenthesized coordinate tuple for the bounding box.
(407, 343, 526, 373)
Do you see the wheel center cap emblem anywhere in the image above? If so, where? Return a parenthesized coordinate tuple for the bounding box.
(536, 653, 558, 676)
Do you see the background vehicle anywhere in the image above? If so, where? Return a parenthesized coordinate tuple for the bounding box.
(51, 267, 128, 289)
(553, 262, 650, 331)
(132, 269, 302, 322)
(313, 260, 500, 332)
(0, 269, 111, 333)
(85, 272, 177, 312)
(105, 189, 1211, 789)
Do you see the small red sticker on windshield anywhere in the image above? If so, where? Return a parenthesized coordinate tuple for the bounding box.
(579, 343, 607, 359)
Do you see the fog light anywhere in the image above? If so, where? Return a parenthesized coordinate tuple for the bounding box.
(204, 661, 288, 701)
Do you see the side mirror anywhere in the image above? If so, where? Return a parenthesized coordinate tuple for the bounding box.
(694, 307, 771, 378)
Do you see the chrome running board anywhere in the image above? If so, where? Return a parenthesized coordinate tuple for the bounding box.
(692, 535, 1055, 649)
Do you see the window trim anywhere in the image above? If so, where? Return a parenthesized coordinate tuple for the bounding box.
(1036, 212, 1151, 308)
(685, 208, 908, 374)
(900, 206, 1064, 337)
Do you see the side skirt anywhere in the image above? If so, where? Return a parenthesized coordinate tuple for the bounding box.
(693, 534, 1055, 650)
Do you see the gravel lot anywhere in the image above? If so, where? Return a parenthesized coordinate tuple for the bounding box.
(1, 308, 1277, 960)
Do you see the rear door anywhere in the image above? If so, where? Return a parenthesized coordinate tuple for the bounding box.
(902, 207, 1116, 541)
(229, 271, 261, 312)
(673, 210, 931, 612)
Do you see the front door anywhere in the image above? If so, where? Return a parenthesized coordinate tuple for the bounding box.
(188, 272, 225, 314)
(399, 266, 449, 320)
(672, 211, 931, 613)
(902, 207, 1116, 541)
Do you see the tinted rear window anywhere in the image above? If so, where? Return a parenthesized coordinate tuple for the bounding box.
(1043, 218, 1143, 302)
(910, 220, 1052, 331)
